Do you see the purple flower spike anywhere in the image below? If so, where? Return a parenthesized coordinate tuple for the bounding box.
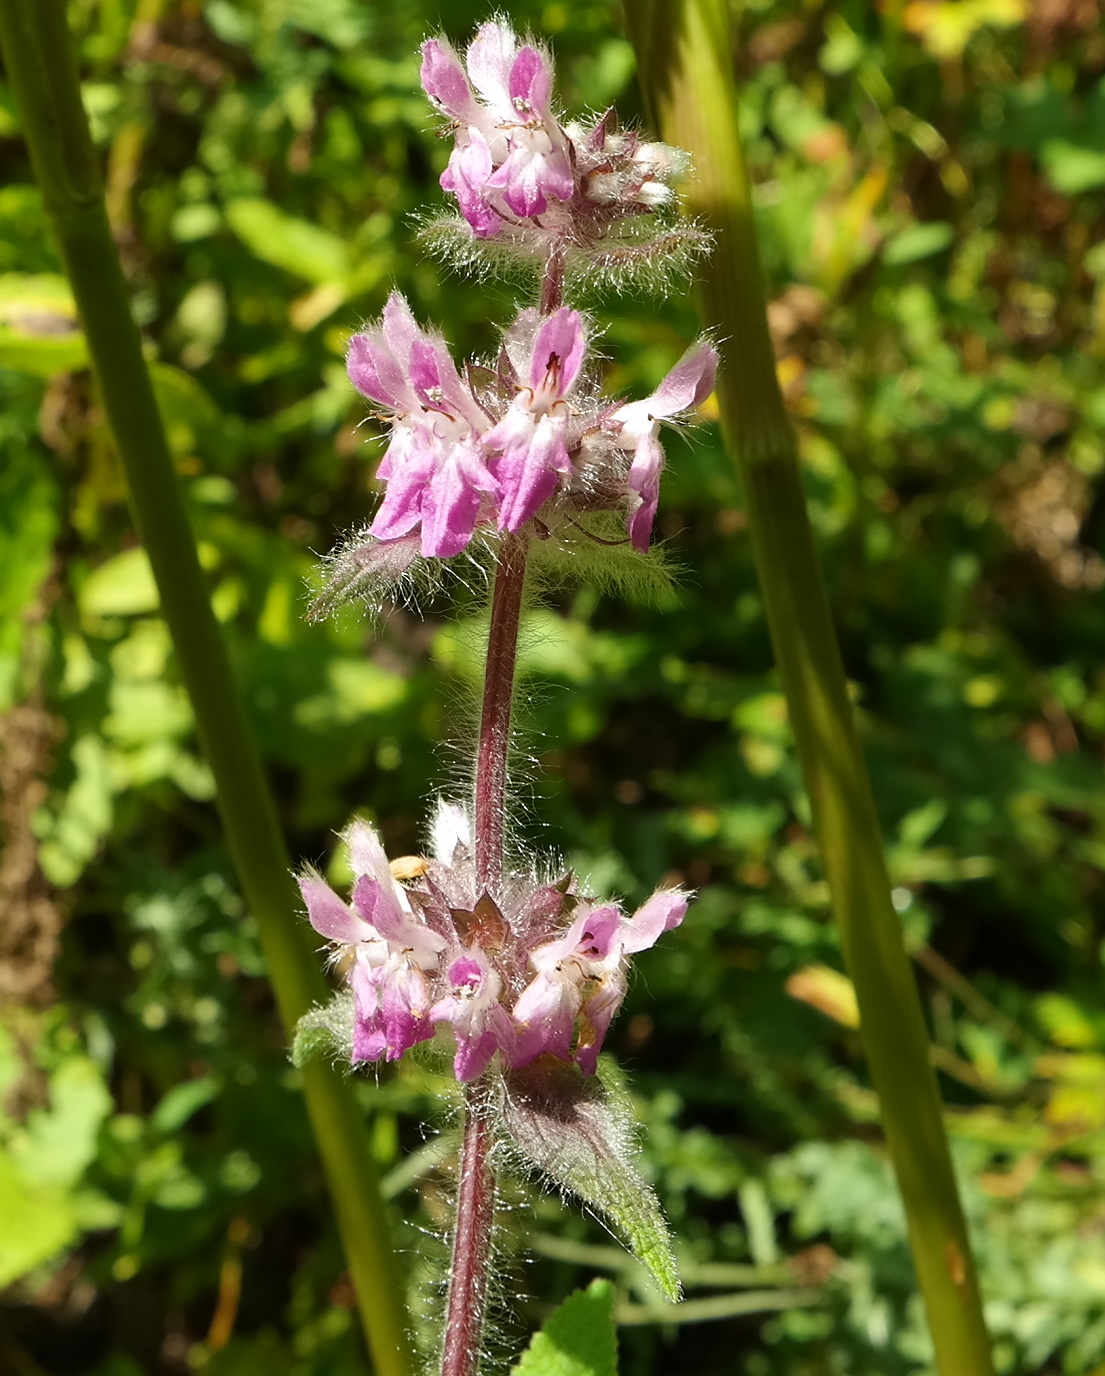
(299, 806, 689, 1081)
(485, 308, 587, 532)
(346, 292, 499, 559)
(608, 342, 718, 551)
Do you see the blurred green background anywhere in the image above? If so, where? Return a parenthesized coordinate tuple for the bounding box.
(2, 0, 1105, 1372)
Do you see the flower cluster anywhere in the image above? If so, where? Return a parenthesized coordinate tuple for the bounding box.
(343, 292, 716, 564)
(421, 21, 690, 255)
(298, 805, 687, 1082)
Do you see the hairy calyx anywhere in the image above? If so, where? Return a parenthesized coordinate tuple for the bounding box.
(298, 803, 688, 1083)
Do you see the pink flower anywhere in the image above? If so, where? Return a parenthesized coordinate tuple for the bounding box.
(512, 889, 688, 1074)
(299, 820, 447, 1063)
(346, 293, 498, 558)
(299, 806, 690, 1080)
(421, 23, 573, 237)
(484, 308, 588, 532)
(607, 343, 718, 552)
(431, 950, 517, 1082)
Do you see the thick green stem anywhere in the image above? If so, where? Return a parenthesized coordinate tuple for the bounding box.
(623, 2, 995, 1372)
(0, 5, 412, 1372)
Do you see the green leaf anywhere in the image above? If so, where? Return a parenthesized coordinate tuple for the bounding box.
(502, 1059, 680, 1302)
(79, 547, 160, 618)
(149, 361, 227, 460)
(0, 272, 87, 375)
(528, 515, 678, 607)
(34, 734, 114, 887)
(1041, 139, 1105, 194)
(511, 1280, 617, 1376)
(225, 199, 351, 285)
(0, 1150, 79, 1287)
(291, 990, 355, 1068)
(883, 222, 955, 266)
(15, 1056, 113, 1190)
(149, 1076, 221, 1136)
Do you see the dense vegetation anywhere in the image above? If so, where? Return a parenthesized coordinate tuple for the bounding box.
(2, 0, 1105, 1372)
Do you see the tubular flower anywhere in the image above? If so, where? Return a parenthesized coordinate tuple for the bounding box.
(606, 341, 718, 552)
(431, 950, 517, 1082)
(420, 20, 694, 255)
(484, 308, 588, 532)
(333, 297, 715, 610)
(421, 24, 573, 237)
(346, 292, 498, 558)
(298, 806, 688, 1081)
(512, 890, 688, 1075)
(300, 820, 447, 1062)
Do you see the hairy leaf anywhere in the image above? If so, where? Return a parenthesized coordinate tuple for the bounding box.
(290, 991, 355, 1069)
(501, 1059, 679, 1302)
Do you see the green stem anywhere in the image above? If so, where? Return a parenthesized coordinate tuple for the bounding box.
(623, 2, 995, 1372)
(0, 5, 412, 1373)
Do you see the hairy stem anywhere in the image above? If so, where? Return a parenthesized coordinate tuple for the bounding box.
(445, 235, 557, 1375)
(447, 526, 528, 1376)
(473, 532, 528, 895)
(623, 2, 995, 1372)
(0, 4, 413, 1372)
(441, 1083, 497, 1376)
(539, 245, 566, 314)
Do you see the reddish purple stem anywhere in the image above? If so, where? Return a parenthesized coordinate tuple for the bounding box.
(539, 247, 565, 314)
(441, 1084, 496, 1376)
(441, 533, 527, 1376)
(473, 531, 527, 895)
(443, 248, 561, 1376)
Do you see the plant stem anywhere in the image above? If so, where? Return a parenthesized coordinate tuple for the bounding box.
(443, 534, 528, 1376)
(441, 1083, 497, 1376)
(539, 246, 566, 313)
(0, 5, 412, 1373)
(474, 532, 528, 894)
(445, 235, 562, 1376)
(623, 2, 995, 1373)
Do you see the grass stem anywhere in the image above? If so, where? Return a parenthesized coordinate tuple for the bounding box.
(622, 2, 996, 1370)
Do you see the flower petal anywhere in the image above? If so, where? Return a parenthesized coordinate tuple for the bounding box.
(299, 875, 373, 944)
(648, 342, 718, 418)
(420, 38, 478, 121)
(466, 20, 517, 110)
(529, 308, 587, 395)
(346, 330, 407, 408)
(508, 45, 553, 120)
(620, 889, 689, 954)
(512, 972, 580, 1066)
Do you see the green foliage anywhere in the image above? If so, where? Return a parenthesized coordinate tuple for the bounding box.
(0, 1022, 115, 1287)
(511, 1280, 617, 1376)
(2, 0, 1105, 1372)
